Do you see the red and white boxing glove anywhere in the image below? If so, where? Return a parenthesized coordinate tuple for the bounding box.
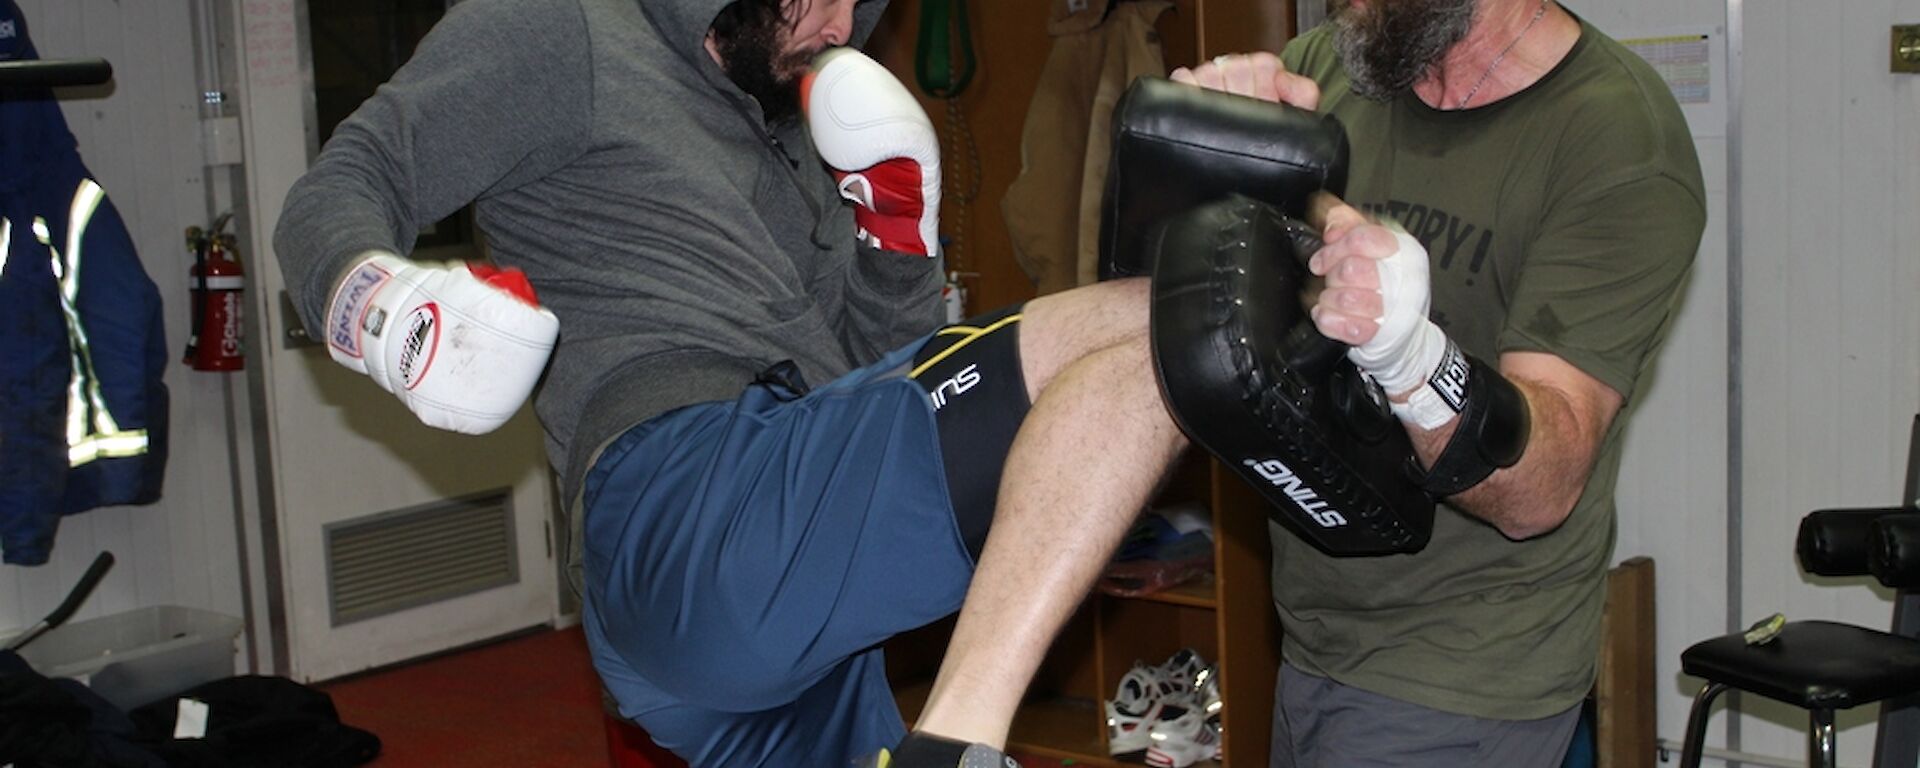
(803, 47, 941, 258)
(325, 251, 559, 435)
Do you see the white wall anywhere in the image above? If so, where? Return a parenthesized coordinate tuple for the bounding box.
(1585, 0, 1920, 765)
(1735, 0, 1920, 764)
(1, 0, 248, 662)
(1573, 0, 1739, 759)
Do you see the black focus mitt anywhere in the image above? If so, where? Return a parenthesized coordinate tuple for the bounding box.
(1099, 77, 1349, 280)
(1149, 196, 1435, 555)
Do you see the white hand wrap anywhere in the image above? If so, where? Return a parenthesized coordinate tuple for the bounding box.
(1346, 227, 1457, 430)
(325, 251, 559, 435)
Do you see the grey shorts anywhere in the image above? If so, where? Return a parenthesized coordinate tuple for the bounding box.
(1270, 663, 1581, 768)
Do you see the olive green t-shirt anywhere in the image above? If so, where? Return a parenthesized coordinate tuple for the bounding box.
(1272, 18, 1706, 720)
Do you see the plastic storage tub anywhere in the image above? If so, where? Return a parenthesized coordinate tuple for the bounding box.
(16, 604, 243, 711)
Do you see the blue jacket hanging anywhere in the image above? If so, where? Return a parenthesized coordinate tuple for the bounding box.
(0, 0, 169, 566)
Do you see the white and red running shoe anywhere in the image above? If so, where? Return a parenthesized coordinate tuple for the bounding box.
(1159, 648, 1210, 698)
(1144, 699, 1222, 768)
(1105, 662, 1182, 755)
(1108, 649, 1224, 759)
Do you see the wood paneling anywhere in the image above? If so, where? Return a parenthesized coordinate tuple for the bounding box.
(868, 1, 1053, 312)
(867, 0, 1294, 314)
(1597, 558, 1657, 768)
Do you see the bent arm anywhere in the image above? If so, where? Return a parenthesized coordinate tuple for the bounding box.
(274, 0, 591, 333)
(836, 241, 945, 361)
(1407, 351, 1622, 539)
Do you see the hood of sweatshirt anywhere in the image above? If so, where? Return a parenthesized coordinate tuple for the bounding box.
(641, 0, 891, 99)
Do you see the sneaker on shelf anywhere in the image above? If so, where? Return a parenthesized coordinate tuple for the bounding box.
(1190, 662, 1222, 725)
(1104, 662, 1183, 756)
(859, 732, 1020, 768)
(1158, 648, 1211, 698)
(1143, 699, 1222, 768)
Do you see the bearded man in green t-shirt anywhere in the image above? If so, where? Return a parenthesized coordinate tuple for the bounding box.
(1174, 0, 1706, 765)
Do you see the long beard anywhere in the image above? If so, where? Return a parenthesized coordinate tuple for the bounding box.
(712, 12, 817, 125)
(1330, 0, 1478, 101)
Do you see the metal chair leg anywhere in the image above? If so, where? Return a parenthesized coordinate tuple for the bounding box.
(1809, 708, 1837, 768)
(1680, 681, 1730, 768)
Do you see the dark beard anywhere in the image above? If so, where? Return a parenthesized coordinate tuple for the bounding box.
(1329, 0, 1478, 101)
(711, 7, 815, 125)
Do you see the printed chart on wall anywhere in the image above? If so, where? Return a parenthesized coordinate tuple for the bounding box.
(1617, 26, 1726, 139)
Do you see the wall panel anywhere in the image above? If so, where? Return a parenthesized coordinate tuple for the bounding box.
(1, 0, 244, 661)
(1573, 0, 1736, 757)
(1737, 0, 1920, 762)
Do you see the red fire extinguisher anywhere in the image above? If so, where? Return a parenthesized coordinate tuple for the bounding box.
(183, 214, 245, 371)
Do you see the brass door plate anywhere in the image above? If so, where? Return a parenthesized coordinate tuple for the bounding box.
(280, 289, 322, 350)
(1895, 25, 1920, 73)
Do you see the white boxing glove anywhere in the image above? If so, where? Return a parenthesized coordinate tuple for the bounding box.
(324, 251, 559, 434)
(1346, 226, 1457, 430)
(803, 47, 941, 258)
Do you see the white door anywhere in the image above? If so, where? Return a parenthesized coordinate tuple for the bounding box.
(228, 0, 559, 683)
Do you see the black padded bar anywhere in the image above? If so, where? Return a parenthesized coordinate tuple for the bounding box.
(1098, 76, 1349, 280)
(0, 58, 112, 88)
(1871, 513, 1920, 590)
(1797, 507, 1907, 577)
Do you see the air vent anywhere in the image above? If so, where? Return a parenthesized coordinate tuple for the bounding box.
(325, 490, 518, 627)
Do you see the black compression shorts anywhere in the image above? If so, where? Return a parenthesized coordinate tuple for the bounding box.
(909, 303, 1030, 560)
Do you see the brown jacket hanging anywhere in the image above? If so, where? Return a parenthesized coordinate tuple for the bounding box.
(1001, 0, 1173, 295)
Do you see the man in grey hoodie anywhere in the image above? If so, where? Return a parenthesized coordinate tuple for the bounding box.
(274, 0, 1192, 765)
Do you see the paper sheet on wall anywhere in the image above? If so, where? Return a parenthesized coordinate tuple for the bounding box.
(1618, 27, 1727, 138)
(243, 0, 300, 90)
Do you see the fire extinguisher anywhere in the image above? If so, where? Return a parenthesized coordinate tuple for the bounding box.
(183, 213, 245, 371)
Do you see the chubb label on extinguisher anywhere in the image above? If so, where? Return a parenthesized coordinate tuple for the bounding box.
(218, 291, 245, 357)
(396, 303, 441, 391)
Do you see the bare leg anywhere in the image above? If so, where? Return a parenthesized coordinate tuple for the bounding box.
(912, 278, 1190, 748)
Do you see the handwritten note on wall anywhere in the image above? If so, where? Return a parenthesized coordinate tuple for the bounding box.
(244, 0, 298, 90)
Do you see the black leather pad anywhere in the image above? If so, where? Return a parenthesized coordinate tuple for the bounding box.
(1148, 195, 1433, 556)
(1682, 620, 1920, 710)
(1099, 76, 1349, 280)
(1870, 512, 1920, 589)
(1798, 507, 1906, 577)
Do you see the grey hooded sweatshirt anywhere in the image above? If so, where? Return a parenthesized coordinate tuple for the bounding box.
(274, 0, 943, 503)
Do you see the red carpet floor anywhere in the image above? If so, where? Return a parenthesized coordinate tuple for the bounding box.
(317, 626, 1068, 768)
(318, 626, 610, 768)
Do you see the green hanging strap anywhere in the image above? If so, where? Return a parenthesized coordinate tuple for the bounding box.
(915, 0, 975, 97)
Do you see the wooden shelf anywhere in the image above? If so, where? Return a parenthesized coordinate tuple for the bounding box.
(1112, 573, 1217, 609)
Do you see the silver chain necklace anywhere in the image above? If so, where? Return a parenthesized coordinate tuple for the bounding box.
(1456, 0, 1549, 110)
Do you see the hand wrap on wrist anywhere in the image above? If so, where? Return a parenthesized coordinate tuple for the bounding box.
(1405, 348, 1531, 497)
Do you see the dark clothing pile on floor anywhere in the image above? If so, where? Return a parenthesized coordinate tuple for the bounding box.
(0, 651, 379, 768)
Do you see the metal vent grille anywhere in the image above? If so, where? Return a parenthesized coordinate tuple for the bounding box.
(325, 490, 519, 627)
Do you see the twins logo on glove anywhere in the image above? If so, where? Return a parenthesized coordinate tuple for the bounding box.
(326, 252, 559, 435)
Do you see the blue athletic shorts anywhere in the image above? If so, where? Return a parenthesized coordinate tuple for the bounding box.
(580, 307, 1028, 767)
